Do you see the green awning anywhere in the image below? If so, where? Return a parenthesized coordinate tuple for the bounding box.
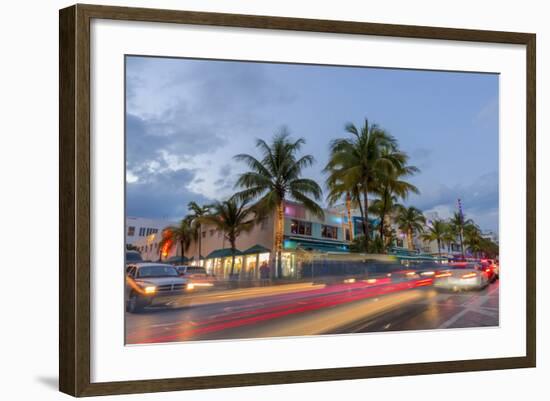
(285, 237, 349, 253)
(206, 248, 242, 259)
(242, 244, 271, 255)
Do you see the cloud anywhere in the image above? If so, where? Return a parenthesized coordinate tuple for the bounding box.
(125, 111, 228, 174)
(126, 168, 211, 220)
(408, 171, 499, 230)
(125, 57, 297, 218)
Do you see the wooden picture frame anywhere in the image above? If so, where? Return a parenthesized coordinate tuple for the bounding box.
(59, 3, 536, 397)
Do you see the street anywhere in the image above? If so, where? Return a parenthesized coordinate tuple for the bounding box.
(125, 279, 499, 344)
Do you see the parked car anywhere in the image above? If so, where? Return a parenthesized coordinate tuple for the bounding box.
(125, 263, 189, 313)
(433, 262, 489, 292)
(176, 265, 215, 288)
(125, 250, 143, 267)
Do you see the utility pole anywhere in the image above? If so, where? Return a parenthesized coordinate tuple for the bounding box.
(457, 198, 465, 258)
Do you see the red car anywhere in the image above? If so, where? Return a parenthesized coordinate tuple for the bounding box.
(479, 260, 498, 282)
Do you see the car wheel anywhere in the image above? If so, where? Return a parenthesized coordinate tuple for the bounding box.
(127, 292, 145, 313)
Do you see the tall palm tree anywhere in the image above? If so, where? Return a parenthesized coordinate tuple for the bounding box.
(395, 206, 426, 251)
(442, 225, 457, 254)
(421, 219, 448, 258)
(368, 194, 402, 247)
(233, 130, 324, 278)
(325, 119, 399, 251)
(187, 201, 211, 264)
(463, 222, 483, 258)
(449, 211, 474, 258)
(200, 198, 256, 277)
(161, 219, 193, 264)
(372, 148, 419, 248)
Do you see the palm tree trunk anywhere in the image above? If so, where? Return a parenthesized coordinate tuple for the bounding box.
(275, 201, 284, 278)
(379, 186, 388, 245)
(363, 188, 370, 252)
(180, 239, 185, 264)
(437, 239, 441, 258)
(230, 239, 236, 277)
(407, 228, 413, 250)
(345, 192, 353, 241)
(356, 193, 367, 239)
(459, 228, 465, 258)
(197, 223, 202, 266)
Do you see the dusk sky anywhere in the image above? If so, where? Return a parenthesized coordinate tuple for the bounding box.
(125, 56, 499, 232)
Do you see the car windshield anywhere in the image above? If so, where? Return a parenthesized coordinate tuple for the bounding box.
(137, 265, 178, 278)
(126, 251, 143, 263)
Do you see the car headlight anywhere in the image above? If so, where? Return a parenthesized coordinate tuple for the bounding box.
(187, 283, 195, 290)
(144, 285, 156, 294)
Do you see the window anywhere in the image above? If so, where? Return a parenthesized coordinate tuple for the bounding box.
(202, 231, 206, 238)
(127, 226, 135, 236)
(321, 225, 338, 239)
(345, 228, 351, 241)
(138, 227, 145, 236)
(290, 220, 312, 236)
(210, 229, 215, 237)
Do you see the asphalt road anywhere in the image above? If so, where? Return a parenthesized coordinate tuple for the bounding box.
(125, 279, 499, 344)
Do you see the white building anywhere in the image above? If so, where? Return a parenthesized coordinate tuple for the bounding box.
(424, 211, 440, 225)
(126, 216, 176, 246)
(481, 230, 499, 244)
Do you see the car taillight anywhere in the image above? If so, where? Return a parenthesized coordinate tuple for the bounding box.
(435, 272, 452, 278)
(461, 272, 477, 279)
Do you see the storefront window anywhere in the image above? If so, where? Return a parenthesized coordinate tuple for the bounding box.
(290, 219, 312, 236)
(205, 259, 213, 275)
(321, 225, 338, 239)
(234, 256, 243, 276)
(281, 252, 295, 277)
(213, 258, 223, 277)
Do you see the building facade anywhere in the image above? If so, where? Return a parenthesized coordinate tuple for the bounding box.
(131, 201, 363, 279)
(125, 216, 177, 246)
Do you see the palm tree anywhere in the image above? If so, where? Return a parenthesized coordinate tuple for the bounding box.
(449, 211, 474, 258)
(463, 222, 483, 258)
(368, 194, 401, 247)
(395, 206, 426, 251)
(161, 219, 193, 264)
(325, 119, 399, 251)
(233, 130, 324, 278)
(187, 201, 211, 264)
(421, 219, 448, 258)
(372, 148, 419, 248)
(200, 198, 256, 277)
(480, 237, 499, 258)
(442, 225, 457, 254)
